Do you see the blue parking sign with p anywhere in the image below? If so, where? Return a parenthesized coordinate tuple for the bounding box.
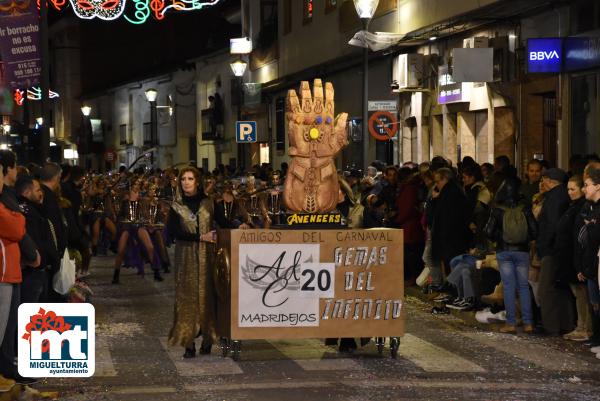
(236, 121, 257, 143)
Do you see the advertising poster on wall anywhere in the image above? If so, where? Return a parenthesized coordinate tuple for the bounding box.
(0, 0, 41, 89)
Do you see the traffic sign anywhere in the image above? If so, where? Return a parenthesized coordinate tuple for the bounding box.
(236, 121, 257, 143)
(368, 111, 398, 141)
(368, 100, 397, 112)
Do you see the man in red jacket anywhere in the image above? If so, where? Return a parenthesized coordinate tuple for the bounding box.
(0, 164, 26, 391)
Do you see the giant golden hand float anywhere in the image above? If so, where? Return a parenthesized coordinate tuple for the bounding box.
(283, 79, 348, 213)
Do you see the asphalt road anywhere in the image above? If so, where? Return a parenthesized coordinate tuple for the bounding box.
(26, 253, 600, 401)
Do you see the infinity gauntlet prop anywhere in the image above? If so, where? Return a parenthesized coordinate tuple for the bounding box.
(283, 79, 348, 213)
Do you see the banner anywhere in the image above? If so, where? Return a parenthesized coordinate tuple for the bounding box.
(224, 229, 404, 340)
(0, 0, 41, 89)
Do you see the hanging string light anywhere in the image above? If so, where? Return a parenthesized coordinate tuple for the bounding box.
(14, 87, 60, 106)
(45, 0, 223, 23)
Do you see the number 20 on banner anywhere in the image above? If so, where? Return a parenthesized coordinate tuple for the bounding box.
(297, 263, 335, 298)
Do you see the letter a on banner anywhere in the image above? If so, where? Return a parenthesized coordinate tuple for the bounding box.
(0, 0, 42, 89)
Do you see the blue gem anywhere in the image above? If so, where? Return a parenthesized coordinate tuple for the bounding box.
(326, 116, 333, 124)
(315, 116, 323, 124)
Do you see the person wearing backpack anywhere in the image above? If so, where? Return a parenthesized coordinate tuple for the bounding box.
(484, 176, 538, 334)
(536, 168, 574, 335)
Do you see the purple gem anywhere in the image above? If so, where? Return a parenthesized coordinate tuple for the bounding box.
(326, 116, 333, 124)
(315, 116, 323, 124)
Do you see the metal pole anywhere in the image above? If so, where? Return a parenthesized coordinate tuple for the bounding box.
(39, 0, 50, 163)
(150, 101, 158, 164)
(238, 77, 244, 171)
(362, 18, 370, 172)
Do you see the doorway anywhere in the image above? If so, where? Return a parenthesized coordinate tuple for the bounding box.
(542, 93, 557, 168)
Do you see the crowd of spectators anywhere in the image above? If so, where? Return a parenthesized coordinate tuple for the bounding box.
(336, 154, 600, 358)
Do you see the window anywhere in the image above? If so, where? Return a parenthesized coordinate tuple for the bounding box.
(303, 0, 313, 24)
(325, 0, 337, 14)
(571, 73, 600, 157)
(119, 124, 127, 145)
(283, 0, 292, 34)
(258, 0, 278, 47)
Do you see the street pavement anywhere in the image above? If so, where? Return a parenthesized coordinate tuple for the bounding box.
(28, 253, 600, 401)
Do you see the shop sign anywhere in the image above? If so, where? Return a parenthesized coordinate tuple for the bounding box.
(227, 229, 404, 339)
(527, 38, 562, 73)
(438, 65, 471, 104)
(565, 37, 600, 72)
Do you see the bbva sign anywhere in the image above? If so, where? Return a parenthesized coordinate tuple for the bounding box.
(529, 50, 560, 61)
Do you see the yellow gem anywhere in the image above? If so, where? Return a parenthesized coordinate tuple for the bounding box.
(309, 128, 320, 140)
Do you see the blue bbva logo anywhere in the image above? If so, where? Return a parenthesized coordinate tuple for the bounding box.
(527, 38, 563, 73)
(18, 304, 95, 377)
(529, 50, 560, 61)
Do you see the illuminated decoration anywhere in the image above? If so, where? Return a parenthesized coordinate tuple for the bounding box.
(35, 0, 67, 11)
(160, 0, 221, 18)
(123, 0, 223, 25)
(14, 89, 25, 106)
(124, 0, 151, 24)
(68, 0, 127, 20)
(303, 0, 313, 21)
(39, 0, 221, 24)
(150, 0, 165, 20)
(27, 86, 59, 100)
(0, 0, 30, 14)
(14, 87, 59, 105)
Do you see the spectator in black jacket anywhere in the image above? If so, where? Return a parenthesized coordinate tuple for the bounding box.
(536, 168, 574, 335)
(39, 163, 67, 300)
(16, 176, 58, 303)
(558, 175, 592, 342)
(430, 168, 472, 277)
(580, 167, 600, 351)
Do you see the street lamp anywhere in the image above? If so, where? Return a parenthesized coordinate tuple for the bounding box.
(81, 105, 92, 117)
(145, 88, 158, 149)
(230, 59, 248, 77)
(230, 58, 247, 170)
(354, 0, 379, 171)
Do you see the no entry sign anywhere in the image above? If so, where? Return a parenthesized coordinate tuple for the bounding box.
(368, 111, 397, 141)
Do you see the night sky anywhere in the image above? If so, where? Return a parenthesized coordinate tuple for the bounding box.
(50, 0, 240, 93)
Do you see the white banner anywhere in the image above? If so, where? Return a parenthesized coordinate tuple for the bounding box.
(348, 31, 406, 52)
(238, 244, 330, 327)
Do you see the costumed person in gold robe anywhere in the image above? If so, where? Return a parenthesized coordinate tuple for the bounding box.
(167, 166, 220, 357)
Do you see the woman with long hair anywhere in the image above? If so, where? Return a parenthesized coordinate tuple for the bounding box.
(167, 167, 218, 357)
(111, 177, 164, 284)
